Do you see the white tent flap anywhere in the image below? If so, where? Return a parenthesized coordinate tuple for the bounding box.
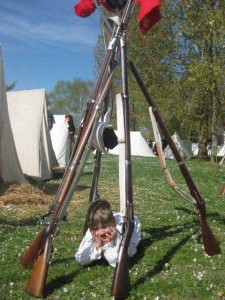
(0, 45, 27, 183)
(109, 130, 156, 157)
(164, 132, 192, 160)
(50, 115, 71, 167)
(6, 89, 58, 180)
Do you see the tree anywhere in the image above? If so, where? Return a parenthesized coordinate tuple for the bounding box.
(166, 0, 225, 160)
(47, 79, 94, 126)
(127, 0, 225, 157)
(92, 1, 225, 154)
(6, 81, 16, 91)
(126, 3, 180, 137)
(175, 0, 225, 161)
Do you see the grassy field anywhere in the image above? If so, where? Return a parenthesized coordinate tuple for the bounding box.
(0, 154, 225, 300)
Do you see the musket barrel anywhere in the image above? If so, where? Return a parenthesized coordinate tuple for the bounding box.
(111, 17, 135, 298)
(21, 35, 119, 297)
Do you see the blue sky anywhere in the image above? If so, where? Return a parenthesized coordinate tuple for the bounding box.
(0, 0, 101, 93)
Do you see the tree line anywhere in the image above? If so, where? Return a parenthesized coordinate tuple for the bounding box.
(126, 0, 225, 161)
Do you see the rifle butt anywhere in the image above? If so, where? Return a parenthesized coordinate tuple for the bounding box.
(20, 227, 47, 268)
(200, 220, 221, 256)
(25, 237, 51, 297)
(111, 256, 131, 299)
(219, 185, 225, 195)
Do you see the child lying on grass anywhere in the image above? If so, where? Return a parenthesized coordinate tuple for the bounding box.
(75, 199, 141, 267)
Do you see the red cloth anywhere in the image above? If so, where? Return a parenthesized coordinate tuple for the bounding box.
(74, 0, 114, 17)
(74, 0, 96, 17)
(135, 0, 161, 34)
(74, 0, 161, 34)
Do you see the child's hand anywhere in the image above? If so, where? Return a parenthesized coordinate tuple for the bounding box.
(99, 225, 117, 245)
(92, 232, 104, 250)
(106, 226, 117, 242)
(91, 225, 117, 249)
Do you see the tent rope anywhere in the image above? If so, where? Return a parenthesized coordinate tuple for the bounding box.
(149, 107, 196, 204)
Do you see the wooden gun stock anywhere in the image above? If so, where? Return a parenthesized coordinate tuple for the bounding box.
(111, 253, 131, 298)
(219, 184, 225, 195)
(194, 193, 220, 256)
(20, 45, 118, 297)
(20, 227, 48, 268)
(25, 237, 51, 297)
(200, 217, 221, 256)
(111, 220, 134, 298)
(129, 60, 220, 256)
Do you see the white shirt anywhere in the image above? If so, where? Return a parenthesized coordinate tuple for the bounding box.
(75, 213, 141, 267)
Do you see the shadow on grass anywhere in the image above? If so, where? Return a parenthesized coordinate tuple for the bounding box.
(75, 185, 90, 191)
(34, 257, 79, 297)
(0, 216, 40, 226)
(44, 269, 80, 297)
(81, 171, 94, 176)
(50, 256, 75, 266)
(175, 206, 225, 227)
(130, 220, 199, 268)
(132, 232, 195, 289)
(44, 258, 108, 297)
(175, 206, 197, 216)
(131, 206, 222, 289)
(175, 206, 221, 219)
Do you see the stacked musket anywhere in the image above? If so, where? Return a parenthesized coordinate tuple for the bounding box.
(19, 0, 220, 298)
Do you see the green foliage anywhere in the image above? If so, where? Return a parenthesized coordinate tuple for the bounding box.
(0, 155, 225, 299)
(6, 81, 17, 91)
(47, 79, 95, 126)
(172, 0, 225, 158)
(102, 1, 225, 146)
(44, 2, 224, 150)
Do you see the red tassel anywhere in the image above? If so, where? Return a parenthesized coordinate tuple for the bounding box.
(74, 0, 96, 17)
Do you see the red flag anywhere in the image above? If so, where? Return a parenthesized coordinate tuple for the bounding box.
(74, 0, 161, 34)
(135, 0, 161, 34)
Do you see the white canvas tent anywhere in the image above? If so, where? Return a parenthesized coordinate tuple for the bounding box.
(109, 131, 156, 157)
(192, 143, 220, 157)
(192, 143, 199, 156)
(183, 140, 192, 154)
(0, 45, 27, 183)
(164, 132, 192, 160)
(6, 88, 58, 181)
(50, 115, 71, 167)
(217, 145, 225, 157)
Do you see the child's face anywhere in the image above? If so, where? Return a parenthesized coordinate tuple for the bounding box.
(91, 219, 116, 244)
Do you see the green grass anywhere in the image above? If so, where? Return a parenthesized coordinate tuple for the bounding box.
(0, 154, 225, 300)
